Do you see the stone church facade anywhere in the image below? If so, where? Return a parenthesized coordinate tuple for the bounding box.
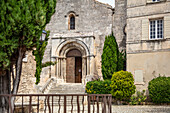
(17, 0, 170, 94)
(40, 0, 115, 85)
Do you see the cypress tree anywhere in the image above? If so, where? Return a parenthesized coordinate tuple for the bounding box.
(0, 0, 56, 94)
(0, 0, 56, 111)
(102, 33, 119, 80)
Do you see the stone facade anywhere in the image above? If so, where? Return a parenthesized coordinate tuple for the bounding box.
(126, 0, 170, 91)
(40, 0, 115, 85)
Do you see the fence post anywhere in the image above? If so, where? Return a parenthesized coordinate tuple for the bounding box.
(64, 96, 66, 113)
(29, 96, 32, 113)
(8, 95, 12, 113)
(88, 95, 90, 113)
(110, 96, 112, 113)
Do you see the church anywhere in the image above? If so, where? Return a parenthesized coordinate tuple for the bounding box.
(43, 0, 114, 85)
(18, 0, 170, 94)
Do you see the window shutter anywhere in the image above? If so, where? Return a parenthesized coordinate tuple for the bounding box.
(164, 16, 170, 39)
(142, 19, 149, 40)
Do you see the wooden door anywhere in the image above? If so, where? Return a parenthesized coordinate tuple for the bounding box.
(75, 57, 82, 83)
(66, 57, 75, 83)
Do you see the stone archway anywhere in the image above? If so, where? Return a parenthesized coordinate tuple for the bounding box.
(54, 40, 92, 84)
(66, 49, 82, 83)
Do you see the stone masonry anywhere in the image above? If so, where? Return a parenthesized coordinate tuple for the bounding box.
(40, 0, 115, 85)
(126, 0, 170, 91)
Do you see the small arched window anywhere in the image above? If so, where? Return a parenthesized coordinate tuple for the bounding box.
(69, 15, 75, 30)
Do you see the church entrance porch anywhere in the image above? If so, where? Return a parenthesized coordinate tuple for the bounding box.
(50, 38, 95, 85)
(66, 49, 82, 83)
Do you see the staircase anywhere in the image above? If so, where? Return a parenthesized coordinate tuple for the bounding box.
(48, 82, 86, 94)
(41, 82, 87, 112)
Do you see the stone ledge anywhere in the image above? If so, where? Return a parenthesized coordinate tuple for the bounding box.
(52, 32, 94, 39)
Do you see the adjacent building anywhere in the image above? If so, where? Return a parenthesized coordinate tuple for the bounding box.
(126, 0, 170, 91)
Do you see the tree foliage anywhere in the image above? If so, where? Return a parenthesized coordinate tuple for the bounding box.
(101, 33, 126, 80)
(0, 0, 56, 94)
(101, 33, 119, 79)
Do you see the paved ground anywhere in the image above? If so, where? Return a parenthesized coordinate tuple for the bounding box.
(40, 104, 170, 113)
(112, 105, 170, 113)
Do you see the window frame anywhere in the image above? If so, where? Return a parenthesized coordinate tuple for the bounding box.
(68, 13, 75, 30)
(149, 18, 164, 40)
(152, 0, 160, 2)
(147, 0, 165, 4)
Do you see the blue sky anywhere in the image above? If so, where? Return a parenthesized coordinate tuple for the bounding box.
(97, 0, 115, 7)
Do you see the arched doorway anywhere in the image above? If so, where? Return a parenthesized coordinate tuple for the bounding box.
(54, 40, 93, 84)
(66, 49, 82, 83)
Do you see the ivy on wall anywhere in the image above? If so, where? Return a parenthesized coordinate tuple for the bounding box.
(33, 31, 56, 84)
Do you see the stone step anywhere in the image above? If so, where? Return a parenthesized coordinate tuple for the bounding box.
(43, 95, 87, 106)
(48, 83, 85, 94)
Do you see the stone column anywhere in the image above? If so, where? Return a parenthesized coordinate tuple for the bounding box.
(82, 57, 87, 84)
(60, 58, 66, 81)
(87, 56, 90, 75)
(56, 58, 59, 78)
(60, 58, 63, 79)
(58, 58, 61, 78)
(50, 57, 56, 78)
(63, 58, 67, 82)
(90, 56, 95, 76)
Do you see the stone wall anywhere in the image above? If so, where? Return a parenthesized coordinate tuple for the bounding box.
(42, 0, 114, 82)
(113, 0, 127, 50)
(18, 51, 37, 94)
(126, 0, 170, 91)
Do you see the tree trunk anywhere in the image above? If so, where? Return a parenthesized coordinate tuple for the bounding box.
(0, 71, 10, 113)
(12, 47, 25, 94)
(10, 47, 25, 113)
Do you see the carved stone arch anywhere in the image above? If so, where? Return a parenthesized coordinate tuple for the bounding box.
(59, 43, 86, 57)
(67, 11, 77, 16)
(56, 39, 90, 57)
(55, 39, 90, 84)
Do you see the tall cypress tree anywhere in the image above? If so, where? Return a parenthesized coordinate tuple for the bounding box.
(0, 0, 56, 94)
(0, 0, 56, 111)
(101, 33, 119, 80)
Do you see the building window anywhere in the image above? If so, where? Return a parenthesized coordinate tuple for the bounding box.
(69, 14, 75, 30)
(149, 19, 163, 39)
(152, 0, 160, 2)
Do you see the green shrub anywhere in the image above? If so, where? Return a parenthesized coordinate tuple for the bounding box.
(110, 70, 136, 101)
(86, 80, 111, 94)
(148, 76, 170, 103)
(129, 90, 147, 105)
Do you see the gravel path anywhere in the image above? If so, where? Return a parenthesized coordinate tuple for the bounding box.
(112, 105, 170, 113)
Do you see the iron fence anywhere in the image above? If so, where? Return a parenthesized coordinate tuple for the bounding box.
(0, 94, 112, 113)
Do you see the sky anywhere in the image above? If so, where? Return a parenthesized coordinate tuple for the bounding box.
(96, 0, 115, 7)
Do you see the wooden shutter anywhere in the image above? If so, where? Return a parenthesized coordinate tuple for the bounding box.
(142, 19, 149, 40)
(164, 16, 170, 39)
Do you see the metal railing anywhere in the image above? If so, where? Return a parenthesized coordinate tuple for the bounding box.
(0, 94, 112, 113)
